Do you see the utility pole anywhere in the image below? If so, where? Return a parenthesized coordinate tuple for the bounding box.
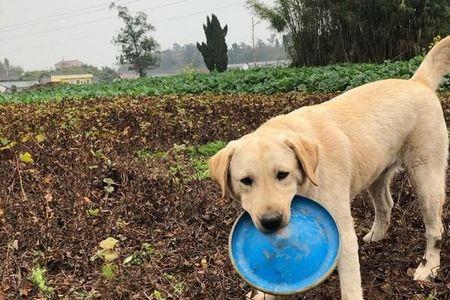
(251, 17, 260, 68)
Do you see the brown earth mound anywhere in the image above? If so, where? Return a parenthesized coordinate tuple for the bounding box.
(0, 92, 449, 299)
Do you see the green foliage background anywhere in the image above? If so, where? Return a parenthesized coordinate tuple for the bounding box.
(2, 56, 448, 103)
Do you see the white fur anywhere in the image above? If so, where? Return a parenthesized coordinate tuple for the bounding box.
(209, 36, 450, 299)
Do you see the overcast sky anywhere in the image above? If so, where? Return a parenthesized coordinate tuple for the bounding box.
(0, 0, 277, 71)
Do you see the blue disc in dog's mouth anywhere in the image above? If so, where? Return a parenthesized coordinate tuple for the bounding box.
(229, 195, 341, 295)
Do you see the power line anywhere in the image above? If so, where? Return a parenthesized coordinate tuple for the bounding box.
(0, 0, 144, 33)
(0, 0, 191, 41)
(0, 2, 245, 55)
(154, 2, 244, 24)
(0, 1, 110, 31)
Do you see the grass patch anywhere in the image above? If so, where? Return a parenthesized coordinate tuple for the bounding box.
(187, 141, 226, 180)
(30, 266, 53, 295)
(101, 264, 116, 280)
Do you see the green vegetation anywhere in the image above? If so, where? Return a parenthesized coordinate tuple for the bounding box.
(0, 58, 24, 81)
(111, 4, 159, 77)
(152, 290, 165, 300)
(186, 141, 226, 180)
(248, 0, 449, 65)
(153, 38, 287, 74)
(30, 266, 54, 295)
(2, 56, 446, 104)
(101, 264, 116, 280)
(86, 208, 100, 217)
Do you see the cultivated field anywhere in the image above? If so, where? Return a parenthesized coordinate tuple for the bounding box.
(0, 90, 449, 299)
(1, 58, 450, 299)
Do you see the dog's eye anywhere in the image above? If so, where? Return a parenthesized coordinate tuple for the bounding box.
(240, 177, 253, 186)
(277, 171, 289, 180)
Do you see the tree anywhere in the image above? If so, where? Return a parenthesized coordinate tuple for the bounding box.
(0, 58, 23, 80)
(4, 58, 9, 78)
(111, 4, 159, 77)
(20, 65, 118, 83)
(247, 0, 450, 66)
(196, 14, 228, 72)
(97, 67, 120, 83)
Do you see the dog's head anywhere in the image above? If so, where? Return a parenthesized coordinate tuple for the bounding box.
(209, 129, 319, 232)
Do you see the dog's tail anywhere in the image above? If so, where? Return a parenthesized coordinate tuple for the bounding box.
(411, 35, 450, 91)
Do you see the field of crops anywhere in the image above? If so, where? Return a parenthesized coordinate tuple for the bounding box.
(2, 56, 450, 104)
(0, 89, 449, 299)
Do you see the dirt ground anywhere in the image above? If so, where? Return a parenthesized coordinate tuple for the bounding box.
(0, 92, 449, 299)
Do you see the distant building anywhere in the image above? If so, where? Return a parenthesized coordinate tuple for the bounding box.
(0, 80, 38, 93)
(54, 59, 84, 70)
(228, 59, 291, 70)
(39, 74, 93, 85)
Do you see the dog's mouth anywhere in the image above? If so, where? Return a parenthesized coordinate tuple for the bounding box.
(254, 217, 289, 234)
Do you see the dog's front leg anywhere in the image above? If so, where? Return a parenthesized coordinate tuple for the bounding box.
(334, 205, 363, 300)
(246, 290, 278, 300)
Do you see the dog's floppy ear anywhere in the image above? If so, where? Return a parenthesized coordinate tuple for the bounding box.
(208, 141, 236, 198)
(285, 135, 319, 186)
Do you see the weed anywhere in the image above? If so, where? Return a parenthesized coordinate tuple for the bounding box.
(86, 208, 100, 217)
(30, 266, 53, 295)
(101, 264, 116, 280)
(152, 290, 165, 300)
(103, 178, 117, 194)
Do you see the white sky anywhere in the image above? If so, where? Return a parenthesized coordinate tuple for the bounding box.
(0, 0, 277, 70)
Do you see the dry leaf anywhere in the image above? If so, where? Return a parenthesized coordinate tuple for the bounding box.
(99, 237, 119, 250)
(35, 133, 46, 143)
(201, 258, 207, 269)
(8, 240, 18, 251)
(123, 255, 134, 265)
(102, 249, 119, 262)
(82, 196, 92, 204)
(43, 174, 53, 184)
(44, 193, 53, 202)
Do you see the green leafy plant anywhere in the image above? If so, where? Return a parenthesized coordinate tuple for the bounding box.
(123, 242, 156, 266)
(185, 141, 226, 179)
(1, 57, 447, 104)
(86, 208, 100, 217)
(19, 152, 34, 163)
(152, 290, 165, 300)
(163, 273, 186, 295)
(101, 263, 116, 280)
(103, 178, 117, 194)
(30, 266, 54, 295)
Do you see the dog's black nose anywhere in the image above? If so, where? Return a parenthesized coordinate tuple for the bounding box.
(260, 213, 282, 231)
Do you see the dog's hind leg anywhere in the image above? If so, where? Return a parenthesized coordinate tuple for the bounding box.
(363, 165, 397, 242)
(403, 120, 447, 280)
(407, 161, 446, 280)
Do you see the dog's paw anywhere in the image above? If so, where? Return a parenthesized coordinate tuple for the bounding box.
(413, 262, 439, 281)
(363, 229, 385, 242)
(246, 290, 277, 300)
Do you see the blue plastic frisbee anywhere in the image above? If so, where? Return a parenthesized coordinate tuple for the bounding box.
(229, 195, 341, 295)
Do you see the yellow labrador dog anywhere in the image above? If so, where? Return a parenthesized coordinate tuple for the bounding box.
(209, 36, 450, 300)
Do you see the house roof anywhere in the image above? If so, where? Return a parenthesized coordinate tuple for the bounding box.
(51, 74, 93, 80)
(0, 81, 39, 89)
